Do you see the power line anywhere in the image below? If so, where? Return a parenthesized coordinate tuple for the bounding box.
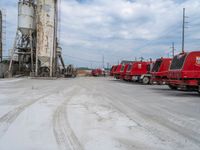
(62, 54, 102, 63)
(137, 24, 181, 51)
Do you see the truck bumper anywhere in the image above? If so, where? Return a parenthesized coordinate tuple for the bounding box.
(151, 77, 168, 85)
(124, 75, 132, 81)
(114, 74, 120, 79)
(168, 79, 199, 87)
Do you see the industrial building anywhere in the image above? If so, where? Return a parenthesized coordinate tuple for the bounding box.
(7, 0, 65, 77)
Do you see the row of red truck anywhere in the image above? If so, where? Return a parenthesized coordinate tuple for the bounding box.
(110, 51, 200, 94)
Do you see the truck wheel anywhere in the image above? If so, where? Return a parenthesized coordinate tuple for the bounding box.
(143, 77, 150, 84)
(168, 85, 177, 90)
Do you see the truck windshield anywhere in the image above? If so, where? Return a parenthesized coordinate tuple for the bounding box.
(127, 64, 132, 71)
(147, 64, 151, 72)
(120, 65, 125, 71)
(152, 60, 162, 72)
(170, 54, 187, 70)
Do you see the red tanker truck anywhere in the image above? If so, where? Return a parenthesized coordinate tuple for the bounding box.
(151, 58, 172, 84)
(167, 51, 200, 94)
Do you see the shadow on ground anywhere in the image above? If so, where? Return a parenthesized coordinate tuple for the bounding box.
(109, 79, 200, 97)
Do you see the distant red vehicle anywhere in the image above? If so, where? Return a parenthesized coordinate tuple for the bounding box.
(124, 61, 152, 83)
(151, 58, 172, 84)
(91, 69, 104, 76)
(167, 51, 200, 93)
(110, 65, 117, 76)
(119, 64, 129, 80)
(113, 64, 122, 79)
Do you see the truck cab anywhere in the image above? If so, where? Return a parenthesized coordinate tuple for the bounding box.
(110, 65, 117, 76)
(91, 68, 103, 76)
(151, 58, 172, 84)
(125, 61, 151, 83)
(167, 51, 200, 93)
(113, 64, 122, 79)
(119, 64, 129, 80)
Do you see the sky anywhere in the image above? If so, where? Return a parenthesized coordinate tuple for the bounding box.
(1, 0, 200, 68)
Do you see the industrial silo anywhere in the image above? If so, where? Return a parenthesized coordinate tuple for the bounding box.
(8, 0, 36, 76)
(8, 0, 63, 77)
(18, 0, 35, 35)
(36, 0, 58, 77)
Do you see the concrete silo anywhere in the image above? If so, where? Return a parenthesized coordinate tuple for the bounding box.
(8, 0, 36, 76)
(7, 0, 65, 77)
(36, 0, 58, 77)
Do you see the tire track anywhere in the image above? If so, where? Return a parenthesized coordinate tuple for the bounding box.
(0, 79, 76, 140)
(0, 80, 74, 138)
(53, 88, 83, 150)
(0, 82, 67, 138)
(0, 93, 51, 138)
(96, 82, 200, 148)
(79, 80, 199, 148)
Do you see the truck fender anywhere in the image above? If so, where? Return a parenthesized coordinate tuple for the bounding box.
(140, 75, 145, 80)
(140, 74, 151, 80)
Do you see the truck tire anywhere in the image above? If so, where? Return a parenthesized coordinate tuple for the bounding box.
(143, 77, 150, 84)
(168, 85, 177, 90)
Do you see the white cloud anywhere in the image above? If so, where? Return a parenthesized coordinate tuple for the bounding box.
(59, 0, 200, 67)
(1, 0, 200, 67)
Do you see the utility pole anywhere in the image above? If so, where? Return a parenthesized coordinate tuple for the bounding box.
(0, 10, 2, 62)
(140, 57, 144, 61)
(102, 54, 104, 69)
(90, 61, 93, 69)
(172, 42, 175, 57)
(182, 8, 186, 53)
(107, 62, 109, 69)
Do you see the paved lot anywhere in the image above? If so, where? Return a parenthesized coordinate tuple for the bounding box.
(0, 77, 200, 150)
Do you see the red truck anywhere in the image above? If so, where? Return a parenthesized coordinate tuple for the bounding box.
(113, 64, 122, 79)
(91, 68, 105, 77)
(151, 58, 172, 84)
(167, 51, 200, 93)
(119, 64, 129, 80)
(110, 65, 117, 76)
(124, 61, 152, 83)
